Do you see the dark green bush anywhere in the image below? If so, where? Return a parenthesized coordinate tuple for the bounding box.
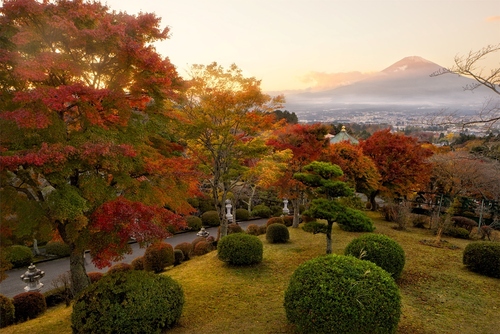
(344, 234, 406, 279)
(185, 215, 202, 231)
(246, 224, 260, 236)
(251, 204, 272, 218)
(463, 241, 500, 278)
(13, 291, 47, 323)
(174, 249, 184, 266)
(6, 245, 33, 268)
(338, 195, 366, 210)
(143, 242, 174, 273)
(235, 208, 250, 221)
(71, 271, 184, 334)
(44, 287, 68, 308)
(444, 227, 470, 239)
(45, 241, 71, 257)
(266, 223, 290, 244)
(218, 233, 263, 266)
(302, 221, 328, 234)
(283, 215, 294, 227)
(174, 242, 193, 261)
(201, 211, 220, 227)
(87, 272, 104, 283)
(258, 225, 267, 235)
(107, 262, 133, 275)
(266, 216, 285, 227)
(0, 294, 15, 328)
(225, 223, 244, 235)
(284, 255, 401, 334)
(130, 256, 144, 270)
(337, 207, 375, 232)
(193, 240, 213, 256)
(452, 216, 477, 233)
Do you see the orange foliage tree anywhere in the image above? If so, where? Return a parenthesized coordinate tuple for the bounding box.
(0, 0, 198, 290)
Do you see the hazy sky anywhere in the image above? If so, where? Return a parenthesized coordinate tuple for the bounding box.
(103, 0, 499, 92)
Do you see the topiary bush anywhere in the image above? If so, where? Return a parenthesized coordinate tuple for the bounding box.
(130, 256, 144, 270)
(43, 287, 68, 308)
(266, 223, 290, 244)
(266, 216, 285, 227)
(344, 234, 406, 279)
(235, 208, 250, 221)
(201, 211, 220, 227)
(173, 249, 184, 266)
(71, 271, 184, 334)
(284, 255, 401, 334)
(6, 245, 33, 268)
(452, 216, 477, 233)
(258, 225, 267, 235)
(193, 240, 213, 256)
(174, 242, 193, 261)
(13, 291, 47, 323)
(45, 241, 71, 257)
(227, 223, 243, 234)
(463, 241, 500, 278)
(191, 236, 207, 249)
(143, 242, 174, 273)
(185, 215, 202, 231)
(336, 207, 375, 232)
(444, 227, 470, 239)
(87, 272, 104, 283)
(217, 233, 263, 266)
(302, 221, 328, 234)
(0, 294, 15, 328)
(246, 224, 260, 236)
(251, 204, 272, 218)
(107, 262, 133, 275)
(283, 215, 294, 227)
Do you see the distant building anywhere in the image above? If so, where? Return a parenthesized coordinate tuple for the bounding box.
(328, 126, 359, 145)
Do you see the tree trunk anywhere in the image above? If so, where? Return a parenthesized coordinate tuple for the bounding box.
(292, 199, 301, 228)
(369, 191, 379, 211)
(69, 246, 90, 294)
(325, 222, 333, 254)
(32, 238, 40, 256)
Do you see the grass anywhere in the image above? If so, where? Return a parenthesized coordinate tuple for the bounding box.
(3, 211, 499, 334)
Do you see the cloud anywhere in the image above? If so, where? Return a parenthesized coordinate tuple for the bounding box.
(300, 71, 374, 91)
(485, 16, 500, 22)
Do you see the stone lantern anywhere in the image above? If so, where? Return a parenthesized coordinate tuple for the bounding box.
(225, 199, 233, 223)
(20, 263, 45, 292)
(196, 227, 209, 237)
(283, 198, 290, 215)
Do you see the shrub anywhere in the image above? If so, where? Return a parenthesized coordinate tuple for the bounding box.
(191, 236, 207, 249)
(251, 204, 272, 218)
(130, 256, 144, 270)
(266, 216, 285, 227)
(336, 207, 375, 232)
(444, 227, 470, 239)
(72, 271, 184, 334)
(302, 221, 328, 234)
(87, 272, 104, 283)
(284, 255, 401, 334)
(463, 241, 500, 278)
(258, 225, 267, 235)
(227, 223, 244, 234)
(301, 213, 315, 223)
(44, 287, 67, 308)
(381, 203, 399, 222)
(411, 214, 429, 228)
(218, 233, 263, 266)
(283, 215, 294, 227)
(45, 241, 71, 257)
(338, 195, 366, 210)
(6, 245, 33, 268)
(193, 240, 213, 256)
(0, 294, 15, 328)
(452, 216, 477, 233)
(174, 242, 193, 261)
(235, 208, 250, 221)
(201, 211, 220, 227)
(246, 224, 260, 236)
(185, 215, 202, 231)
(345, 233, 406, 279)
(13, 291, 47, 322)
(107, 262, 132, 275)
(266, 223, 290, 244)
(143, 242, 174, 273)
(174, 249, 184, 266)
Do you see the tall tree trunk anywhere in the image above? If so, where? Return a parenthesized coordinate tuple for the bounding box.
(369, 191, 379, 211)
(325, 222, 333, 254)
(32, 238, 40, 256)
(292, 199, 301, 228)
(69, 246, 90, 294)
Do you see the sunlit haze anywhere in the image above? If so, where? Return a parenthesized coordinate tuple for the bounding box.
(103, 0, 499, 92)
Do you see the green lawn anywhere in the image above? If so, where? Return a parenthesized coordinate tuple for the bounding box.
(3, 212, 499, 334)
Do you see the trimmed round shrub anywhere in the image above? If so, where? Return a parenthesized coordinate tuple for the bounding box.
(246, 224, 260, 236)
(284, 255, 401, 334)
(337, 207, 375, 232)
(130, 256, 144, 270)
(45, 241, 71, 257)
(193, 240, 213, 256)
(227, 223, 243, 234)
(283, 215, 294, 227)
(463, 241, 500, 278)
(444, 227, 470, 239)
(217, 233, 263, 266)
(13, 291, 47, 322)
(174, 242, 193, 261)
(87, 272, 104, 283)
(258, 225, 267, 235)
(345, 234, 406, 279)
(185, 215, 202, 231)
(235, 208, 250, 221)
(6, 245, 33, 268)
(44, 286, 69, 308)
(201, 210, 220, 227)
(0, 294, 15, 328)
(107, 262, 133, 275)
(302, 221, 328, 234)
(191, 236, 207, 249)
(266, 223, 290, 244)
(266, 216, 285, 227)
(251, 204, 272, 218)
(173, 249, 184, 266)
(72, 271, 184, 333)
(143, 242, 174, 273)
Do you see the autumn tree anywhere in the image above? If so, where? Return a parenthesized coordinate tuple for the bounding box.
(176, 62, 283, 237)
(0, 0, 199, 290)
(266, 123, 330, 227)
(360, 129, 434, 210)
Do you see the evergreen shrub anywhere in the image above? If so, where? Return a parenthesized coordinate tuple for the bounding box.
(191, 237, 207, 249)
(174, 242, 193, 261)
(185, 215, 202, 231)
(345, 234, 406, 279)
(107, 262, 132, 275)
(258, 225, 267, 235)
(0, 294, 15, 328)
(87, 272, 104, 283)
(13, 291, 47, 323)
(444, 227, 470, 239)
(71, 271, 184, 334)
(251, 204, 272, 218)
(463, 241, 500, 278)
(336, 207, 375, 232)
(283, 215, 294, 227)
(174, 249, 184, 266)
(235, 208, 250, 221)
(227, 223, 243, 234)
(218, 233, 263, 266)
(246, 224, 260, 236)
(44, 287, 68, 308)
(130, 256, 144, 270)
(266, 223, 290, 243)
(201, 211, 220, 227)
(266, 216, 285, 227)
(284, 255, 401, 334)
(302, 221, 328, 234)
(143, 242, 174, 273)
(45, 241, 71, 257)
(193, 240, 213, 256)
(6, 245, 33, 268)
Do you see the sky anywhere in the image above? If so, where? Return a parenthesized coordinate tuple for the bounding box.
(103, 0, 499, 92)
